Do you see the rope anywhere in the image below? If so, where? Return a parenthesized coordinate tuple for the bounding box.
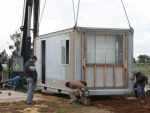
(72, 0, 76, 24)
(75, 0, 81, 27)
(39, 0, 47, 26)
(120, 0, 132, 29)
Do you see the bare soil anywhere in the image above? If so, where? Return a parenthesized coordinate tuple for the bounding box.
(1, 91, 150, 113)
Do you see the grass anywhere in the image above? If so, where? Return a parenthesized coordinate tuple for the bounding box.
(133, 64, 150, 75)
(54, 104, 83, 113)
(68, 103, 83, 109)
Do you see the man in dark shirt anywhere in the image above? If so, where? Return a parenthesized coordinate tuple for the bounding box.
(25, 55, 37, 105)
(0, 62, 3, 89)
(131, 71, 148, 103)
(0, 62, 3, 82)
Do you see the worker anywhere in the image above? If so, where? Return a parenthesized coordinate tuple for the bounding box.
(131, 71, 148, 103)
(0, 62, 3, 88)
(0, 72, 25, 90)
(25, 55, 38, 105)
(0, 62, 3, 91)
(65, 80, 89, 105)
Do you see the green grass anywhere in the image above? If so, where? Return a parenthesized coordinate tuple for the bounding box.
(55, 111, 62, 113)
(54, 104, 83, 113)
(68, 103, 83, 109)
(133, 64, 150, 75)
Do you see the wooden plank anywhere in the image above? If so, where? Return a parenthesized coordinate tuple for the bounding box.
(86, 64, 123, 67)
(81, 32, 85, 80)
(122, 33, 126, 87)
(113, 66, 115, 87)
(94, 65, 96, 87)
(84, 33, 88, 81)
(104, 64, 106, 87)
(125, 33, 129, 88)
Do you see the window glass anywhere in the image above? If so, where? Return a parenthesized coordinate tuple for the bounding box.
(106, 35, 116, 64)
(61, 40, 66, 64)
(87, 35, 95, 63)
(61, 39, 70, 64)
(115, 35, 123, 64)
(87, 34, 123, 64)
(12, 57, 24, 72)
(96, 35, 105, 63)
(66, 40, 69, 64)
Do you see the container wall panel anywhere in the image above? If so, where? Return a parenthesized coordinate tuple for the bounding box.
(86, 67, 94, 87)
(96, 67, 104, 87)
(105, 67, 113, 87)
(115, 67, 123, 87)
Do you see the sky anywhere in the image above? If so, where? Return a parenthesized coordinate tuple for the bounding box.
(0, 0, 150, 59)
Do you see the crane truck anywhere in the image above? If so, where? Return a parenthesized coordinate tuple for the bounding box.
(8, 0, 40, 79)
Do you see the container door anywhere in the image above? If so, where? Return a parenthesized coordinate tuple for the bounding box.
(41, 40, 46, 84)
(83, 33, 128, 88)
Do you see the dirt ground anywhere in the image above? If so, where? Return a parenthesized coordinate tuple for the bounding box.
(1, 91, 150, 113)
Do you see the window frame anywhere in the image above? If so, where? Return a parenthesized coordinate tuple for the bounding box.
(61, 39, 70, 65)
(86, 34, 124, 65)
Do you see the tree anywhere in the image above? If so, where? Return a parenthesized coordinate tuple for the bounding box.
(138, 54, 150, 64)
(9, 31, 21, 56)
(146, 56, 150, 65)
(0, 49, 8, 63)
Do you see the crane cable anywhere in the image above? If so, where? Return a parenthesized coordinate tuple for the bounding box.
(72, 0, 76, 23)
(75, 0, 81, 27)
(39, 0, 80, 28)
(73, 0, 132, 30)
(72, 0, 81, 27)
(39, 0, 132, 30)
(120, 0, 132, 29)
(39, 0, 47, 26)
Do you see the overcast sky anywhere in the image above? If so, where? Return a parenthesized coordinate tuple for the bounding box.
(0, 0, 150, 59)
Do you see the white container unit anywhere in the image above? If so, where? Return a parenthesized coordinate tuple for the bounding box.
(35, 27, 134, 95)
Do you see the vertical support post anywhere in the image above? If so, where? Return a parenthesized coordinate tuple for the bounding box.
(33, 0, 40, 54)
(94, 64, 96, 87)
(26, 2, 32, 62)
(20, 0, 33, 63)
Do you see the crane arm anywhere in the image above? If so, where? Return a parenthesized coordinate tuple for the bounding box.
(20, 0, 40, 63)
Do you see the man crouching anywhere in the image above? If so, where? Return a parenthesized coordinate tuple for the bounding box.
(65, 81, 89, 105)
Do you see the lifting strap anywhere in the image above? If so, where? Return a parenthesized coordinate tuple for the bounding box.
(121, 0, 133, 30)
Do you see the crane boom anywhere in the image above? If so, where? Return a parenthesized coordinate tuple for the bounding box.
(20, 0, 40, 63)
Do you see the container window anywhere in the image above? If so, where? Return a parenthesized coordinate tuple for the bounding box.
(66, 40, 70, 64)
(87, 34, 123, 64)
(61, 40, 70, 64)
(41, 40, 46, 83)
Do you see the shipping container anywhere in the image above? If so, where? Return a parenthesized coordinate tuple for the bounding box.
(35, 26, 134, 95)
